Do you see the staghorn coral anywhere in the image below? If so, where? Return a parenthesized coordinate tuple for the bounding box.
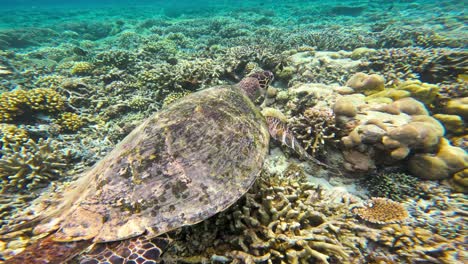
(163, 170, 350, 264)
(0, 138, 70, 193)
(352, 197, 409, 224)
(290, 106, 340, 156)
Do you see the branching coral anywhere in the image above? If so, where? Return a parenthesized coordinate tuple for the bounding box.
(290, 106, 340, 156)
(0, 138, 70, 193)
(54, 112, 85, 132)
(162, 91, 192, 108)
(0, 88, 65, 122)
(352, 197, 409, 224)
(70, 61, 94, 75)
(163, 171, 350, 264)
(0, 124, 29, 145)
(361, 47, 468, 83)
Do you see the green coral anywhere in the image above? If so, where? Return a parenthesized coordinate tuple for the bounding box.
(363, 171, 420, 201)
(0, 138, 70, 193)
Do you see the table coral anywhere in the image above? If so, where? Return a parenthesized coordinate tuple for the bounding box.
(352, 197, 409, 224)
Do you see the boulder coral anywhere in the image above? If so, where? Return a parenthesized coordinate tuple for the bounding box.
(346, 72, 385, 95)
(395, 80, 440, 106)
(382, 115, 445, 160)
(408, 138, 468, 180)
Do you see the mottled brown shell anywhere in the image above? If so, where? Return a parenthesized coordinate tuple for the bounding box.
(34, 85, 269, 243)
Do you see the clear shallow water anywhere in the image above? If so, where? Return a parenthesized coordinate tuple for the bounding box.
(0, 0, 466, 263)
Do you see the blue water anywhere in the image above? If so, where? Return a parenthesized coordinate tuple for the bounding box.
(0, 0, 466, 263)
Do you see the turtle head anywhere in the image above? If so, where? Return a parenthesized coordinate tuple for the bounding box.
(238, 70, 274, 102)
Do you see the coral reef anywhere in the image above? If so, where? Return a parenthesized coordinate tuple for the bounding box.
(290, 106, 340, 156)
(0, 138, 70, 193)
(0, 88, 65, 122)
(352, 197, 409, 224)
(163, 170, 351, 264)
(363, 171, 421, 201)
(54, 112, 85, 132)
(70, 61, 94, 76)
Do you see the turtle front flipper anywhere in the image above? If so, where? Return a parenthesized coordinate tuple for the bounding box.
(6, 234, 92, 264)
(263, 108, 334, 170)
(78, 235, 171, 264)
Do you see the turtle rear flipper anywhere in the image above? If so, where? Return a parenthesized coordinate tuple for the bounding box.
(79, 235, 171, 264)
(6, 234, 92, 264)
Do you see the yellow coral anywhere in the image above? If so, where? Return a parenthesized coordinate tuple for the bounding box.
(0, 88, 64, 122)
(0, 124, 29, 144)
(352, 197, 409, 224)
(70, 61, 94, 75)
(162, 91, 191, 108)
(27, 88, 64, 112)
(396, 80, 440, 106)
(0, 90, 28, 121)
(55, 112, 85, 132)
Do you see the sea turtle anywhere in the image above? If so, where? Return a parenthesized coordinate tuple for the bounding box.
(3, 71, 321, 264)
